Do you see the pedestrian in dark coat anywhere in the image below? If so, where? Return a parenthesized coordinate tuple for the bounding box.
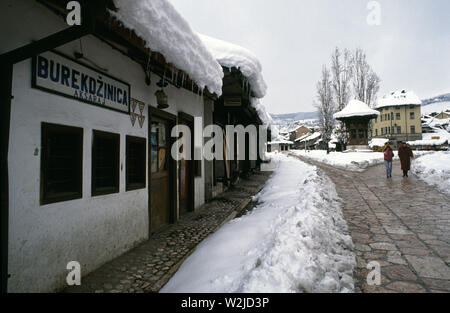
(398, 142, 414, 177)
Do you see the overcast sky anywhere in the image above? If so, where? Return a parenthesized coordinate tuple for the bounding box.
(170, 0, 450, 114)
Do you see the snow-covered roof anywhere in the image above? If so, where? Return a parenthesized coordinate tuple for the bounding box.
(407, 130, 450, 146)
(376, 90, 422, 109)
(298, 132, 322, 143)
(111, 0, 223, 96)
(334, 99, 380, 120)
(268, 140, 294, 145)
(199, 34, 267, 98)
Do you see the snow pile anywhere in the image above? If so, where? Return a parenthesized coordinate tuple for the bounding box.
(292, 150, 386, 172)
(411, 152, 450, 196)
(369, 138, 389, 148)
(376, 90, 422, 109)
(291, 150, 432, 172)
(199, 34, 267, 98)
(111, 0, 223, 95)
(161, 154, 355, 293)
(334, 100, 380, 120)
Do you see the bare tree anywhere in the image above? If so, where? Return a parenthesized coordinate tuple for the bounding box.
(314, 65, 336, 154)
(331, 47, 352, 149)
(351, 48, 380, 108)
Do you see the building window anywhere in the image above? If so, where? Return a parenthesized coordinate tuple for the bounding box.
(376, 129, 378, 136)
(391, 112, 394, 120)
(126, 136, 146, 191)
(396, 113, 401, 120)
(41, 123, 83, 205)
(410, 126, 416, 134)
(380, 115, 383, 122)
(397, 126, 401, 134)
(351, 129, 357, 139)
(410, 112, 415, 120)
(381, 128, 384, 135)
(392, 126, 395, 134)
(92, 130, 120, 196)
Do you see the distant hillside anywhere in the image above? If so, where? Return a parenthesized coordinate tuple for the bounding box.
(422, 93, 450, 106)
(271, 112, 318, 122)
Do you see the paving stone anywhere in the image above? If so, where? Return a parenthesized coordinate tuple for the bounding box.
(404, 255, 450, 280)
(385, 281, 426, 293)
(370, 242, 397, 251)
(383, 265, 417, 281)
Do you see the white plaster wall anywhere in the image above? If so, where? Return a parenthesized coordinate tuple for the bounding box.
(3, 0, 207, 292)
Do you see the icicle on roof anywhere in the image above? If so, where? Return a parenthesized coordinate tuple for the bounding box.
(111, 0, 224, 96)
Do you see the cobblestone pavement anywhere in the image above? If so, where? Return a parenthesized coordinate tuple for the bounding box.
(65, 171, 271, 293)
(291, 153, 450, 293)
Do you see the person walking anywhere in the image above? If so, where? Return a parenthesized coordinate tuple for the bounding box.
(398, 142, 414, 177)
(383, 144, 394, 178)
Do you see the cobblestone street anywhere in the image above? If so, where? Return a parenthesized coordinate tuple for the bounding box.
(65, 172, 271, 293)
(291, 153, 450, 293)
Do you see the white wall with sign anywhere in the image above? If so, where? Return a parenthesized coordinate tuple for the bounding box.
(3, 0, 209, 293)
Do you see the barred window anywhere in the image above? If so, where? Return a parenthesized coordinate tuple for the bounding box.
(41, 123, 83, 205)
(92, 130, 120, 196)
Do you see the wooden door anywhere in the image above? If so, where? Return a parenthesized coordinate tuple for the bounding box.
(150, 117, 170, 230)
(178, 113, 194, 215)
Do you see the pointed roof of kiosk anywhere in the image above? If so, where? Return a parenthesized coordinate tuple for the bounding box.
(334, 99, 380, 121)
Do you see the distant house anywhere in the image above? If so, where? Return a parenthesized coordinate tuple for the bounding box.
(295, 131, 322, 150)
(436, 111, 450, 120)
(268, 140, 294, 152)
(371, 90, 423, 149)
(289, 125, 312, 142)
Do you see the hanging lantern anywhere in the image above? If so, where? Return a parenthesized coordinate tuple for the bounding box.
(155, 89, 169, 109)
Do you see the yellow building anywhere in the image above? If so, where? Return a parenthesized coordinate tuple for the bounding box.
(371, 90, 423, 148)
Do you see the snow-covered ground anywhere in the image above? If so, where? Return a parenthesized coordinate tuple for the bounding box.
(291, 150, 432, 172)
(291, 150, 387, 172)
(411, 151, 450, 196)
(161, 154, 356, 293)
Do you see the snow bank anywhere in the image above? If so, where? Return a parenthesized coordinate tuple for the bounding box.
(411, 152, 450, 196)
(376, 90, 422, 109)
(199, 34, 267, 99)
(161, 154, 355, 293)
(291, 150, 432, 172)
(111, 0, 223, 96)
(369, 138, 389, 148)
(292, 150, 386, 172)
(334, 99, 380, 120)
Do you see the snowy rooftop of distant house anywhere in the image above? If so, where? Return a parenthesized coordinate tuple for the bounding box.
(268, 139, 294, 145)
(334, 99, 380, 120)
(297, 132, 322, 143)
(111, 0, 223, 96)
(407, 129, 450, 147)
(376, 90, 422, 109)
(199, 34, 267, 99)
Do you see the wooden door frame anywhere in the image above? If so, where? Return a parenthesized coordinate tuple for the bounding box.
(148, 106, 177, 234)
(177, 112, 195, 214)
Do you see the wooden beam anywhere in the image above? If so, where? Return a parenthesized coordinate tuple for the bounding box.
(1, 64, 13, 293)
(0, 24, 91, 65)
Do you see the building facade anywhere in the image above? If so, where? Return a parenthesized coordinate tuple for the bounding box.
(371, 90, 423, 148)
(0, 0, 224, 292)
